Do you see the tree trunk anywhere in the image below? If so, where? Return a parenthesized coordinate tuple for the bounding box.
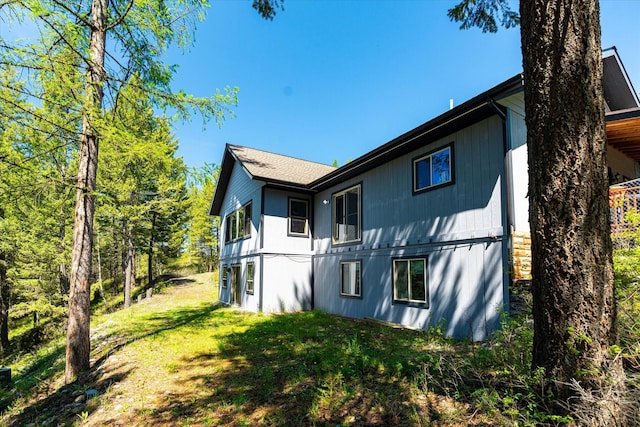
(58, 201, 70, 295)
(124, 222, 134, 308)
(148, 211, 156, 287)
(520, 0, 627, 423)
(65, 0, 108, 384)
(0, 208, 10, 351)
(111, 225, 120, 294)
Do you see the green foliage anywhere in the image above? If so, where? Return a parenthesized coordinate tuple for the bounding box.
(185, 163, 220, 273)
(1, 273, 637, 425)
(613, 247, 640, 349)
(252, 0, 285, 20)
(97, 80, 190, 289)
(448, 0, 520, 33)
(0, 64, 75, 345)
(0, 0, 236, 346)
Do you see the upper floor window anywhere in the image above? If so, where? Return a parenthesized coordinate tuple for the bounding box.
(289, 198, 309, 236)
(225, 201, 252, 243)
(332, 184, 361, 245)
(413, 144, 453, 193)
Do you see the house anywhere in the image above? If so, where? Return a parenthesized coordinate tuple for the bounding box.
(210, 47, 640, 340)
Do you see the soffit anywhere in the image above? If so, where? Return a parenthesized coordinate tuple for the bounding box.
(606, 109, 640, 161)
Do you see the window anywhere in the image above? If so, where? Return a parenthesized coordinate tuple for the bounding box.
(289, 198, 309, 236)
(393, 258, 428, 305)
(237, 208, 245, 237)
(413, 145, 453, 193)
(224, 216, 231, 243)
(221, 267, 228, 288)
(224, 201, 252, 243)
(244, 202, 252, 237)
(230, 212, 238, 240)
(340, 261, 361, 297)
(246, 262, 254, 294)
(332, 184, 361, 244)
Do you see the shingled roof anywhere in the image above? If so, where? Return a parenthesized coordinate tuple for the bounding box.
(229, 145, 336, 186)
(209, 144, 336, 215)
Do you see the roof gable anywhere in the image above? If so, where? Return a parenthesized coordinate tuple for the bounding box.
(603, 47, 640, 112)
(209, 144, 335, 215)
(229, 145, 336, 186)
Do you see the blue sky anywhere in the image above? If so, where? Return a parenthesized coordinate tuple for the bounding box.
(167, 0, 640, 170)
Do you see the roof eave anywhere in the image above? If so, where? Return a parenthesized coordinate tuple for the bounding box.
(209, 144, 238, 216)
(309, 74, 523, 191)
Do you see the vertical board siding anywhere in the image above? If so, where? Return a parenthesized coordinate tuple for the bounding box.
(241, 256, 261, 312)
(219, 162, 262, 260)
(313, 116, 507, 339)
(499, 92, 529, 233)
(313, 240, 503, 340)
(218, 256, 261, 311)
(260, 188, 314, 313)
(262, 254, 312, 312)
(508, 109, 530, 233)
(262, 188, 313, 254)
(315, 116, 505, 252)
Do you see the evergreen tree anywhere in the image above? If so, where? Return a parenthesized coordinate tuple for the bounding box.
(0, 0, 250, 381)
(450, 0, 627, 421)
(186, 163, 220, 273)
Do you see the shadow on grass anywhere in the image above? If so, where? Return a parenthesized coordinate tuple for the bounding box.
(130, 310, 449, 426)
(4, 356, 134, 426)
(2, 300, 224, 426)
(101, 300, 225, 349)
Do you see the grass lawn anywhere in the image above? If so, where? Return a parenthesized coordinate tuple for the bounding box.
(2, 272, 631, 426)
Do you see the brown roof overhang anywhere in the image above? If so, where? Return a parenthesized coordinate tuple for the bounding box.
(606, 108, 640, 161)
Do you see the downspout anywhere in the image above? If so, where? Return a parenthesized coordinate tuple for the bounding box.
(310, 196, 315, 310)
(260, 186, 265, 251)
(259, 253, 264, 312)
(489, 98, 514, 317)
(259, 186, 265, 312)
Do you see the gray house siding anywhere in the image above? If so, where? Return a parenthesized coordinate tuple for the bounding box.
(261, 253, 313, 312)
(498, 93, 529, 233)
(313, 116, 508, 340)
(262, 188, 313, 253)
(260, 188, 314, 313)
(218, 162, 262, 306)
(218, 255, 261, 311)
(218, 166, 314, 312)
(211, 54, 639, 339)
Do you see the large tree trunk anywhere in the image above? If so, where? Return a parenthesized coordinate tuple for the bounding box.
(65, 0, 108, 384)
(0, 208, 9, 351)
(520, 0, 626, 423)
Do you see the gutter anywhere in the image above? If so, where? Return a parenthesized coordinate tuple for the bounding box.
(309, 74, 524, 191)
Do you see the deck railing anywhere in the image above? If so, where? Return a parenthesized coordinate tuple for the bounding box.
(610, 178, 640, 235)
